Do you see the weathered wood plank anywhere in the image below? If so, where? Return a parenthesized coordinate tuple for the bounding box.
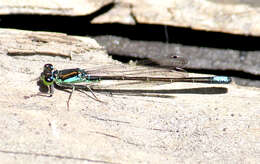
(1, 0, 260, 36)
(0, 28, 259, 163)
(0, 28, 105, 60)
(0, 0, 113, 15)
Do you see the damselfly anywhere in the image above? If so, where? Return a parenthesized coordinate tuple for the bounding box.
(36, 57, 231, 110)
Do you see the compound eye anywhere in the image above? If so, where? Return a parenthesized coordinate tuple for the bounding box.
(44, 64, 54, 72)
(45, 75, 53, 82)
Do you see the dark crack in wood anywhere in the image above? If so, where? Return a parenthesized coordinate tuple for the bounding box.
(0, 149, 119, 164)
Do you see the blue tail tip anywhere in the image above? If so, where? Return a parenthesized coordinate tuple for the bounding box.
(212, 76, 232, 84)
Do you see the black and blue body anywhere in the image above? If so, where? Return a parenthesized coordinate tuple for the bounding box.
(39, 63, 232, 109)
(41, 63, 232, 91)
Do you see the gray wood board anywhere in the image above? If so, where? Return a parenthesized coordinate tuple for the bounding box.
(94, 35, 260, 87)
